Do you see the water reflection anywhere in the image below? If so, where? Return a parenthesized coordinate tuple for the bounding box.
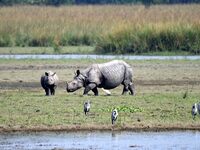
(0, 131, 200, 150)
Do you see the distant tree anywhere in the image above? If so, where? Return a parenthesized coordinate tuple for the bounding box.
(141, 0, 152, 7)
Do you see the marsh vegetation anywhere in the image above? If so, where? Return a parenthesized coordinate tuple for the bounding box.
(0, 5, 200, 54)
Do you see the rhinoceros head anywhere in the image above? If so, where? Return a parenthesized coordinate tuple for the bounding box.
(66, 70, 86, 92)
(45, 71, 56, 85)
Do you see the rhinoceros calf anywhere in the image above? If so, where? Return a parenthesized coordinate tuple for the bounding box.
(40, 71, 59, 96)
(66, 60, 134, 96)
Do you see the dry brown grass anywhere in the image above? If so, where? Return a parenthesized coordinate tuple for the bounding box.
(0, 5, 200, 47)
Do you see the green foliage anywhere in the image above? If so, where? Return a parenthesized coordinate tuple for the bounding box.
(95, 25, 200, 55)
(100, 105, 143, 113)
(0, 34, 13, 47)
(29, 36, 54, 47)
(61, 32, 95, 46)
(53, 43, 62, 53)
(116, 105, 143, 113)
(15, 32, 54, 47)
(15, 32, 32, 47)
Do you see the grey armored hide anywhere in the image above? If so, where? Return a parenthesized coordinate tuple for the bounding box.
(81, 60, 133, 89)
(98, 60, 133, 89)
(41, 71, 59, 96)
(66, 60, 134, 96)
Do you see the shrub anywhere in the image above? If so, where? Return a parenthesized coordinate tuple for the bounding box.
(0, 34, 13, 47)
(61, 32, 95, 46)
(15, 32, 32, 47)
(95, 25, 200, 55)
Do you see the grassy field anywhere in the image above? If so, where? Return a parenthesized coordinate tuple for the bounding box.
(0, 59, 200, 132)
(0, 5, 200, 54)
(0, 46, 194, 55)
(0, 46, 94, 54)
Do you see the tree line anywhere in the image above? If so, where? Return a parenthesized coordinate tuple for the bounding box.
(0, 0, 199, 6)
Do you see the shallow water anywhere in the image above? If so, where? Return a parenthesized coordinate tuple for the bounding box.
(1, 54, 200, 60)
(0, 131, 200, 150)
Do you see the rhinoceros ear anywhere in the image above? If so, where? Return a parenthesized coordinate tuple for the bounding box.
(45, 72, 49, 76)
(76, 70, 80, 76)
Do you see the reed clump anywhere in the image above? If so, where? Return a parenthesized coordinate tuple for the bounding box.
(96, 24, 200, 54)
(0, 5, 200, 54)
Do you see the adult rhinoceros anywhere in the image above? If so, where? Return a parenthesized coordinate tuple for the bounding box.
(66, 60, 135, 96)
(41, 71, 59, 96)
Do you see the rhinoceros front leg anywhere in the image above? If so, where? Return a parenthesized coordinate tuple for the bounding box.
(83, 83, 98, 96)
(92, 87, 98, 96)
(45, 88, 50, 96)
(122, 81, 135, 96)
(128, 83, 135, 95)
(122, 86, 129, 95)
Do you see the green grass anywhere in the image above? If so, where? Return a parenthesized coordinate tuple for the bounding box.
(0, 58, 200, 131)
(0, 90, 200, 130)
(0, 46, 94, 54)
(0, 46, 192, 55)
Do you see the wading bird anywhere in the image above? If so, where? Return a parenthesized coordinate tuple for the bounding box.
(111, 108, 118, 125)
(84, 101, 90, 115)
(192, 103, 198, 120)
(197, 102, 200, 115)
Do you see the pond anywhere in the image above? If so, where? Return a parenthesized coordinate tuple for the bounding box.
(1, 54, 200, 60)
(0, 131, 200, 150)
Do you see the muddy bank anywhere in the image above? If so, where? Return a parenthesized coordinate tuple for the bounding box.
(1, 124, 200, 133)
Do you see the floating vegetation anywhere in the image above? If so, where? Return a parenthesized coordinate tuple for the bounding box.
(100, 105, 143, 113)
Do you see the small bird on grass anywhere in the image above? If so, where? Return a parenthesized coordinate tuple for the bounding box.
(111, 108, 118, 125)
(192, 103, 198, 120)
(84, 101, 90, 115)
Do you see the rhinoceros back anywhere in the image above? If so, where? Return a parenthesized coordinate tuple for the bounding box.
(98, 60, 131, 89)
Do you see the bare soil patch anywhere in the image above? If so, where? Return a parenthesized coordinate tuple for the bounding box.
(0, 79, 199, 90)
